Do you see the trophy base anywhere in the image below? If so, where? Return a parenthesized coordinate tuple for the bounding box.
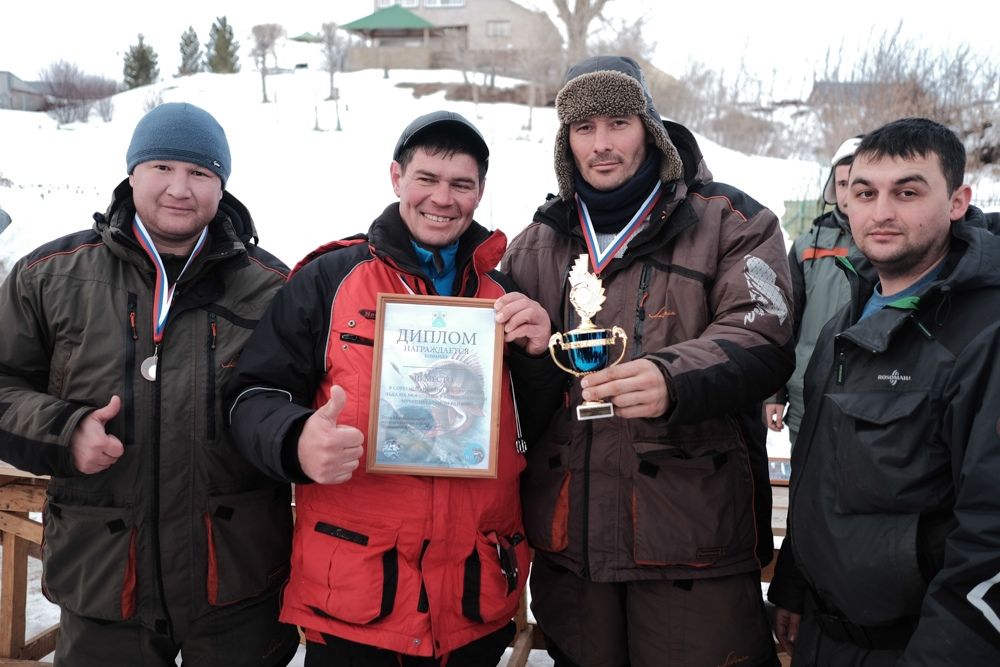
(577, 401, 614, 420)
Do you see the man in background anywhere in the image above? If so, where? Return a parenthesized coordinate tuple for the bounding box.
(769, 117, 1000, 665)
(0, 103, 298, 666)
(764, 136, 865, 445)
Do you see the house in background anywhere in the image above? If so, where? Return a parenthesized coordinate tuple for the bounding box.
(343, 0, 562, 78)
(0, 71, 47, 111)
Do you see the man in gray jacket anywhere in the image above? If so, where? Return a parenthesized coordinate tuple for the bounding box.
(0, 103, 298, 666)
(764, 136, 864, 445)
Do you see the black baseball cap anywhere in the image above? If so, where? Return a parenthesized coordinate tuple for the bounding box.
(392, 111, 489, 172)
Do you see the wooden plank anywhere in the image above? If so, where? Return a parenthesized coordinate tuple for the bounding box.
(0, 531, 28, 658)
(506, 628, 535, 667)
(0, 514, 42, 546)
(0, 462, 48, 481)
(18, 624, 58, 662)
(0, 485, 46, 513)
(771, 485, 789, 537)
(0, 661, 53, 666)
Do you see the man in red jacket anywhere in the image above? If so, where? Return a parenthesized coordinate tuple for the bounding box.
(227, 111, 553, 666)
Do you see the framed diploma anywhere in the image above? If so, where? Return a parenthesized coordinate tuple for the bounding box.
(367, 293, 503, 478)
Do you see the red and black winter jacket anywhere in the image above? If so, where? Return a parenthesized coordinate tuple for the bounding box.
(226, 204, 551, 655)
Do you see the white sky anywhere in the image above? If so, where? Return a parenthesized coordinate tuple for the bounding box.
(2, 0, 997, 99)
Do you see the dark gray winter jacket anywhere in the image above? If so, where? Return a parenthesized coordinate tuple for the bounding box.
(769, 208, 1000, 664)
(0, 179, 291, 635)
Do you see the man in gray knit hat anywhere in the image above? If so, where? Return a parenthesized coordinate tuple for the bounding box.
(0, 103, 298, 665)
(502, 56, 794, 666)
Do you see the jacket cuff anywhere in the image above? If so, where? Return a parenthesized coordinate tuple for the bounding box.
(280, 415, 313, 484)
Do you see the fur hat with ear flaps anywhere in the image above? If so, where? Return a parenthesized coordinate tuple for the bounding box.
(554, 55, 684, 200)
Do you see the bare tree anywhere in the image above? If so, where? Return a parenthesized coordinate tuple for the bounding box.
(552, 0, 611, 66)
(513, 21, 564, 130)
(320, 22, 346, 100)
(39, 60, 84, 124)
(251, 23, 285, 103)
(811, 23, 1000, 165)
(591, 14, 655, 64)
(38, 62, 118, 125)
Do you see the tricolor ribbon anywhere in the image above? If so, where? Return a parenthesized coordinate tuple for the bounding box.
(576, 181, 662, 275)
(132, 216, 209, 345)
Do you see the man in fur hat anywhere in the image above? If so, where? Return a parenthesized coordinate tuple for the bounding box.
(502, 55, 794, 667)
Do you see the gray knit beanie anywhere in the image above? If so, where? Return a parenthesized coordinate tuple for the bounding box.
(126, 103, 231, 186)
(554, 55, 683, 200)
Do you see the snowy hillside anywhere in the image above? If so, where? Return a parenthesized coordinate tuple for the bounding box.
(0, 66, 827, 272)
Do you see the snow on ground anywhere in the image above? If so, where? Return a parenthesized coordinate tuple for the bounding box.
(0, 62, 976, 665)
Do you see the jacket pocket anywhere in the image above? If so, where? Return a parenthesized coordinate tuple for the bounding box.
(460, 530, 529, 624)
(630, 440, 753, 566)
(827, 391, 937, 513)
(295, 513, 405, 625)
(521, 438, 571, 553)
(42, 501, 137, 621)
(205, 486, 292, 606)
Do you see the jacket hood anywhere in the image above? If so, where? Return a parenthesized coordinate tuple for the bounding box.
(96, 177, 261, 254)
(942, 206, 1000, 291)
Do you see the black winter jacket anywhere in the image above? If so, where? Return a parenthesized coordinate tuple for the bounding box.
(769, 208, 1000, 664)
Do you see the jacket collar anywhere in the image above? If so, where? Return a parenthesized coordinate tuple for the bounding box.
(837, 208, 1000, 352)
(95, 178, 255, 279)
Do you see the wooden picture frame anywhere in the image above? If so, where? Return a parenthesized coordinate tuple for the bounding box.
(367, 293, 503, 478)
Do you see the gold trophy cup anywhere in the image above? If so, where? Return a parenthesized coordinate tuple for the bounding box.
(548, 255, 628, 420)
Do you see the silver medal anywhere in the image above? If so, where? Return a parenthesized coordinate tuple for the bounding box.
(140, 355, 158, 382)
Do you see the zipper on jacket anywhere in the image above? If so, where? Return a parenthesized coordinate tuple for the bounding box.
(206, 313, 217, 441)
(909, 313, 934, 340)
(581, 422, 594, 577)
(508, 375, 527, 454)
(632, 263, 652, 356)
(835, 339, 847, 385)
(125, 294, 138, 446)
(150, 343, 174, 637)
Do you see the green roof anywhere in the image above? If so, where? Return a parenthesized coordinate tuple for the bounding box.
(342, 5, 435, 31)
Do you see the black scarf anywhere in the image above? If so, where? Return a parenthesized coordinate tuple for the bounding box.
(573, 150, 661, 233)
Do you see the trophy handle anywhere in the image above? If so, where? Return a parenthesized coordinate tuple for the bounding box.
(548, 332, 585, 377)
(609, 326, 628, 367)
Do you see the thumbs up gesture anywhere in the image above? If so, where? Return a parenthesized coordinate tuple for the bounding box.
(69, 395, 125, 474)
(298, 386, 365, 484)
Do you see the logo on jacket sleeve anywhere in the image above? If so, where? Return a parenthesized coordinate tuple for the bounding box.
(743, 255, 789, 325)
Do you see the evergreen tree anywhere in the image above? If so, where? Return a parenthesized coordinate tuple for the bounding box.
(122, 34, 160, 90)
(177, 27, 203, 76)
(206, 17, 240, 74)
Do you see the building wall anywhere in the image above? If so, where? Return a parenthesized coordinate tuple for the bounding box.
(0, 72, 47, 112)
(372, 0, 561, 52)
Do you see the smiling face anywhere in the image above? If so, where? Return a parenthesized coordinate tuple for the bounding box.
(568, 114, 648, 192)
(129, 160, 223, 254)
(848, 151, 971, 294)
(391, 147, 484, 248)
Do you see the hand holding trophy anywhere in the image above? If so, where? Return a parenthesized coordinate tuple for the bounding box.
(548, 255, 628, 420)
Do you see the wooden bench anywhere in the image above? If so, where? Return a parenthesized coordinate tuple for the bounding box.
(0, 463, 56, 664)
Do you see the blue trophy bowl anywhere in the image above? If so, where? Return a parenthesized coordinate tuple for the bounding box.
(565, 330, 610, 373)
